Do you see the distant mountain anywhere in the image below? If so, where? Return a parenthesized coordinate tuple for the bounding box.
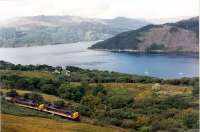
(148, 16, 193, 24)
(103, 17, 149, 30)
(89, 17, 199, 53)
(0, 15, 149, 47)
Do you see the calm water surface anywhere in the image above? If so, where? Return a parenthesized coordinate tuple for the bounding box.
(0, 41, 198, 78)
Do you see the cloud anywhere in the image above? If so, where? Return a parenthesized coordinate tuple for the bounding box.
(0, 0, 198, 21)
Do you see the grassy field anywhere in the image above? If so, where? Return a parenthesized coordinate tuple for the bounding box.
(0, 69, 55, 79)
(102, 83, 192, 100)
(1, 82, 192, 102)
(1, 114, 125, 132)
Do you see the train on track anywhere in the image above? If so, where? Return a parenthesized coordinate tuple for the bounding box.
(5, 96, 80, 121)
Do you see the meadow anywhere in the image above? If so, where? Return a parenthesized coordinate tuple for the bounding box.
(1, 114, 123, 132)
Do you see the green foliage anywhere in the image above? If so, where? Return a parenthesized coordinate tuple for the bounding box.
(58, 83, 85, 102)
(107, 108, 135, 119)
(138, 126, 150, 132)
(150, 118, 185, 132)
(81, 95, 101, 110)
(178, 109, 199, 129)
(23, 92, 44, 103)
(41, 84, 57, 95)
(1, 61, 197, 86)
(53, 100, 65, 108)
(108, 94, 134, 109)
(92, 84, 107, 96)
(192, 79, 199, 97)
(161, 95, 189, 109)
(107, 118, 122, 126)
(1, 61, 199, 131)
(75, 104, 92, 117)
(159, 118, 183, 131)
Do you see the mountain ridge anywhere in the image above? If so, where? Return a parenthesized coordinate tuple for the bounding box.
(0, 15, 149, 47)
(89, 17, 199, 53)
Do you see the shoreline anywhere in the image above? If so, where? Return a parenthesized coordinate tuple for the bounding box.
(89, 48, 199, 56)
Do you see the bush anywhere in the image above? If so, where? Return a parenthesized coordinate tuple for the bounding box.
(108, 108, 135, 119)
(92, 84, 107, 96)
(58, 83, 85, 102)
(162, 95, 188, 109)
(108, 95, 134, 109)
(159, 118, 183, 130)
(108, 118, 122, 126)
(53, 100, 65, 108)
(75, 105, 92, 117)
(6, 89, 18, 97)
(178, 109, 199, 129)
(81, 95, 101, 110)
(41, 84, 57, 95)
(192, 80, 199, 97)
(23, 92, 44, 103)
(162, 108, 179, 118)
(121, 120, 135, 128)
(138, 126, 150, 132)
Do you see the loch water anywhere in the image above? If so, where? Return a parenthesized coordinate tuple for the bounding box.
(0, 41, 198, 78)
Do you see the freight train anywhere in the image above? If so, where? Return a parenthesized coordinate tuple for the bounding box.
(5, 96, 80, 121)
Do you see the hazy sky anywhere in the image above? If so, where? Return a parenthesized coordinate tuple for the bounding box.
(0, 0, 199, 20)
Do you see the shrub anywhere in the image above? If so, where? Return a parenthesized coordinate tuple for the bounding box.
(163, 108, 179, 118)
(41, 84, 57, 95)
(108, 118, 122, 126)
(95, 111, 107, 121)
(159, 118, 183, 130)
(75, 104, 92, 117)
(150, 121, 161, 132)
(53, 100, 65, 108)
(162, 95, 188, 109)
(58, 83, 85, 102)
(108, 108, 135, 119)
(178, 109, 199, 129)
(108, 95, 134, 109)
(23, 92, 44, 103)
(192, 80, 199, 97)
(138, 126, 150, 132)
(92, 84, 107, 96)
(121, 120, 135, 128)
(81, 95, 101, 110)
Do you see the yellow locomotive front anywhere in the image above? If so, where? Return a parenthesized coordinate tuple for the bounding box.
(72, 112, 80, 120)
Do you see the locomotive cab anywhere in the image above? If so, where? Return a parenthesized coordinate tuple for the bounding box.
(72, 112, 80, 120)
